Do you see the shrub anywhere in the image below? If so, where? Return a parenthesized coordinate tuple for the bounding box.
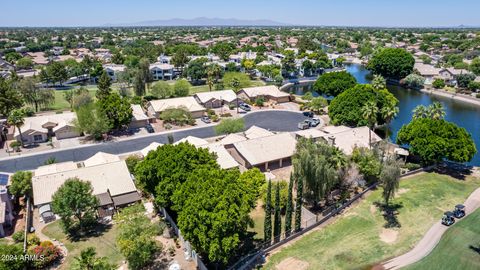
(214, 118, 245, 135)
(27, 233, 40, 247)
(404, 163, 421, 171)
(21, 107, 35, 117)
(160, 107, 194, 126)
(432, 79, 445, 89)
(255, 97, 265, 107)
(28, 244, 62, 269)
(261, 180, 289, 212)
(12, 231, 24, 243)
(40, 240, 53, 247)
(476, 93, 480, 99)
(403, 74, 425, 89)
(10, 141, 21, 149)
(125, 154, 142, 173)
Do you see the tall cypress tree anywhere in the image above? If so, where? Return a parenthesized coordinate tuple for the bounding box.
(264, 180, 272, 244)
(285, 173, 294, 236)
(96, 70, 112, 100)
(294, 174, 303, 232)
(273, 183, 281, 242)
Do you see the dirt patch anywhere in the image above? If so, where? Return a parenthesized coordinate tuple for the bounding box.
(275, 257, 309, 270)
(370, 205, 377, 214)
(379, 228, 398, 244)
(395, 188, 410, 198)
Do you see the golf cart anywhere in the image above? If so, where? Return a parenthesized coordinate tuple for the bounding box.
(453, 204, 466, 219)
(441, 211, 455, 226)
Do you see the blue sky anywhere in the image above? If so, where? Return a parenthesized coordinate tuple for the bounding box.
(1, 0, 479, 27)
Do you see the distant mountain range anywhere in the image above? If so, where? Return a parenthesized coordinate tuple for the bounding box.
(106, 17, 289, 27)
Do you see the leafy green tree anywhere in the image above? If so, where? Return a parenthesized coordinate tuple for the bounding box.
(73, 103, 111, 140)
(116, 204, 160, 270)
(274, 74, 284, 87)
(151, 81, 172, 99)
(281, 50, 296, 76)
(97, 93, 133, 130)
(173, 79, 191, 97)
(380, 157, 401, 206)
(367, 48, 415, 79)
(72, 247, 116, 270)
(7, 109, 26, 146)
(238, 168, 266, 199)
(186, 58, 207, 82)
(264, 180, 272, 244)
(16, 57, 34, 69)
(0, 76, 23, 117)
(139, 58, 153, 92)
(133, 69, 146, 96)
(294, 171, 303, 232)
(211, 42, 235, 61)
(171, 48, 189, 75)
(96, 70, 112, 100)
(18, 77, 54, 112)
(214, 118, 245, 135)
(432, 78, 446, 89)
(293, 138, 340, 208)
(171, 167, 256, 266)
(397, 118, 476, 165)
(403, 74, 425, 89)
(43, 61, 69, 86)
(305, 97, 328, 113)
(313, 71, 357, 96)
(329, 84, 398, 127)
(456, 73, 476, 88)
(273, 183, 281, 241)
(0, 243, 26, 270)
(134, 143, 219, 207)
(284, 173, 294, 236)
(470, 57, 480, 75)
(160, 107, 194, 126)
(351, 147, 382, 183)
(9, 171, 33, 199)
(51, 178, 99, 234)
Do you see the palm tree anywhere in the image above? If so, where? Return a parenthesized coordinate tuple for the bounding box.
(412, 105, 428, 119)
(230, 77, 241, 113)
(428, 102, 446, 120)
(372, 74, 386, 90)
(206, 71, 214, 91)
(361, 100, 379, 149)
(381, 104, 399, 136)
(7, 109, 26, 147)
(73, 247, 96, 269)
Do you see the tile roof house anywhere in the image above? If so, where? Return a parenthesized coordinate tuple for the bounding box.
(320, 126, 382, 155)
(32, 158, 141, 222)
(150, 63, 175, 80)
(244, 126, 274, 140)
(238, 85, 290, 103)
(14, 112, 80, 144)
(146, 96, 206, 118)
(130, 104, 149, 129)
(194, 90, 240, 108)
(230, 133, 297, 171)
(140, 142, 163, 157)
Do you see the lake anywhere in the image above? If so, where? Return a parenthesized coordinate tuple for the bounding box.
(288, 64, 480, 165)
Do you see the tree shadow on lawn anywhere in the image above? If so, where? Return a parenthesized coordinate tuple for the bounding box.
(373, 202, 403, 228)
(434, 162, 473, 181)
(469, 244, 480, 255)
(67, 223, 113, 242)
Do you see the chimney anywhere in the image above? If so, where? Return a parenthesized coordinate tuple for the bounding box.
(328, 135, 336, 146)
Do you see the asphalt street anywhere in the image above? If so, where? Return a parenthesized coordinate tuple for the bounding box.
(0, 110, 308, 172)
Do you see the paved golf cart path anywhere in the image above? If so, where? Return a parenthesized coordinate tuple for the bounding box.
(382, 187, 480, 270)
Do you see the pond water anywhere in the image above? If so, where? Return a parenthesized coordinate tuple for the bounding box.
(286, 64, 480, 165)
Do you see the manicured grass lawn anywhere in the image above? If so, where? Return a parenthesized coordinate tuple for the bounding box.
(42, 221, 123, 269)
(264, 172, 480, 270)
(49, 88, 98, 111)
(406, 208, 480, 270)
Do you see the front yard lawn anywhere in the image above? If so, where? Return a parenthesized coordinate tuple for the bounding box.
(42, 221, 124, 269)
(264, 172, 480, 270)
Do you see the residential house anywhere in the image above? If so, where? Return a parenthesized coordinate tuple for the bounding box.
(320, 126, 382, 155)
(244, 125, 274, 140)
(14, 112, 80, 144)
(175, 136, 239, 169)
(237, 85, 290, 103)
(150, 63, 175, 80)
(439, 68, 470, 85)
(146, 96, 206, 118)
(103, 64, 126, 81)
(130, 104, 150, 129)
(194, 89, 240, 108)
(230, 133, 297, 171)
(414, 63, 441, 85)
(32, 157, 141, 222)
(140, 142, 163, 157)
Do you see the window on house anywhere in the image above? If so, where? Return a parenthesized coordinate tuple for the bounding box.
(33, 135, 43, 142)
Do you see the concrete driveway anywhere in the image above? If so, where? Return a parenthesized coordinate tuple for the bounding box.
(0, 110, 308, 172)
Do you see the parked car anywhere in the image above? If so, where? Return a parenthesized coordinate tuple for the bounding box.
(453, 204, 466, 218)
(239, 103, 251, 111)
(303, 111, 314, 118)
(298, 120, 311, 130)
(201, 116, 211, 124)
(441, 211, 455, 226)
(309, 118, 321, 127)
(145, 124, 154, 133)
